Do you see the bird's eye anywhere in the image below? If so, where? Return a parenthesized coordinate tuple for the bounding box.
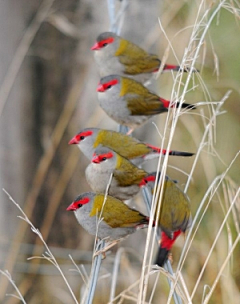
(78, 204, 82, 208)
(80, 136, 85, 140)
(106, 85, 112, 89)
(102, 157, 107, 161)
(102, 43, 108, 47)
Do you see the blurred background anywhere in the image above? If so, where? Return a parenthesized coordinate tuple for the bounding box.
(0, 0, 239, 303)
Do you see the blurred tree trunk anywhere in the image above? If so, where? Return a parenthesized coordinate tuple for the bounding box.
(0, 1, 89, 302)
(0, 1, 159, 303)
(0, 0, 40, 269)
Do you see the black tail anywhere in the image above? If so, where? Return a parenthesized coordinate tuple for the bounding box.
(179, 66, 199, 73)
(163, 64, 199, 73)
(155, 246, 169, 266)
(160, 98, 196, 110)
(169, 151, 195, 157)
(145, 144, 194, 158)
(154, 230, 181, 266)
(176, 102, 196, 110)
(179, 67, 200, 73)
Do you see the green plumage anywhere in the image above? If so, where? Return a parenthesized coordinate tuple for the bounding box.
(95, 129, 151, 159)
(92, 194, 148, 228)
(116, 39, 160, 75)
(120, 77, 167, 115)
(114, 154, 147, 186)
(151, 178, 191, 237)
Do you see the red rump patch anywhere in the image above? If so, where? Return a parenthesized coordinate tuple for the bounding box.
(97, 79, 118, 92)
(91, 37, 114, 50)
(159, 97, 171, 108)
(139, 178, 147, 187)
(153, 64, 179, 73)
(145, 175, 156, 183)
(146, 144, 161, 153)
(163, 64, 179, 71)
(66, 197, 90, 211)
(161, 230, 181, 250)
(139, 174, 156, 187)
(146, 144, 174, 155)
(146, 144, 169, 155)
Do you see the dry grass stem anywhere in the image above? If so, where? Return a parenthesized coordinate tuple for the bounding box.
(0, 270, 27, 304)
(2, 189, 79, 304)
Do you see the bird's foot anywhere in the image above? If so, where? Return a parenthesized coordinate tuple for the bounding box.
(168, 252, 173, 264)
(126, 129, 133, 135)
(94, 240, 121, 259)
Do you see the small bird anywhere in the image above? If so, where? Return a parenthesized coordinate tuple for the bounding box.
(97, 75, 196, 132)
(141, 172, 192, 267)
(91, 32, 195, 82)
(68, 127, 195, 165)
(66, 192, 150, 241)
(85, 146, 149, 200)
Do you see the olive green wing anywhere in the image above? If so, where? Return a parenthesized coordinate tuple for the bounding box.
(115, 39, 161, 75)
(101, 198, 147, 228)
(96, 130, 151, 159)
(126, 94, 167, 116)
(120, 54, 161, 75)
(113, 156, 147, 186)
(120, 79, 167, 115)
(116, 40, 160, 74)
(159, 180, 191, 234)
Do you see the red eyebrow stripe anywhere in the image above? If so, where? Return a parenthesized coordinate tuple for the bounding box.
(66, 197, 90, 210)
(92, 151, 114, 163)
(78, 197, 90, 205)
(104, 79, 118, 89)
(98, 37, 114, 48)
(71, 130, 93, 143)
(97, 79, 118, 92)
(91, 37, 115, 50)
(78, 130, 93, 138)
(100, 151, 114, 159)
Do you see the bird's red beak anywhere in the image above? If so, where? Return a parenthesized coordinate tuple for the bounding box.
(97, 83, 105, 92)
(66, 202, 76, 211)
(68, 137, 78, 145)
(92, 155, 100, 163)
(91, 42, 100, 50)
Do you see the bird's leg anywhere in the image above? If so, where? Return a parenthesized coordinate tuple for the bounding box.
(126, 128, 133, 136)
(168, 252, 173, 264)
(93, 239, 122, 258)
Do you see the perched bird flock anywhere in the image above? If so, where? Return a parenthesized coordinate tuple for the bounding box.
(67, 31, 196, 267)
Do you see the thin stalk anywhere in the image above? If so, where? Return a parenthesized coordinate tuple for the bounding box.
(3, 189, 78, 304)
(0, 271, 27, 304)
(191, 187, 240, 300)
(141, 187, 183, 304)
(109, 247, 126, 302)
(84, 240, 106, 304)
